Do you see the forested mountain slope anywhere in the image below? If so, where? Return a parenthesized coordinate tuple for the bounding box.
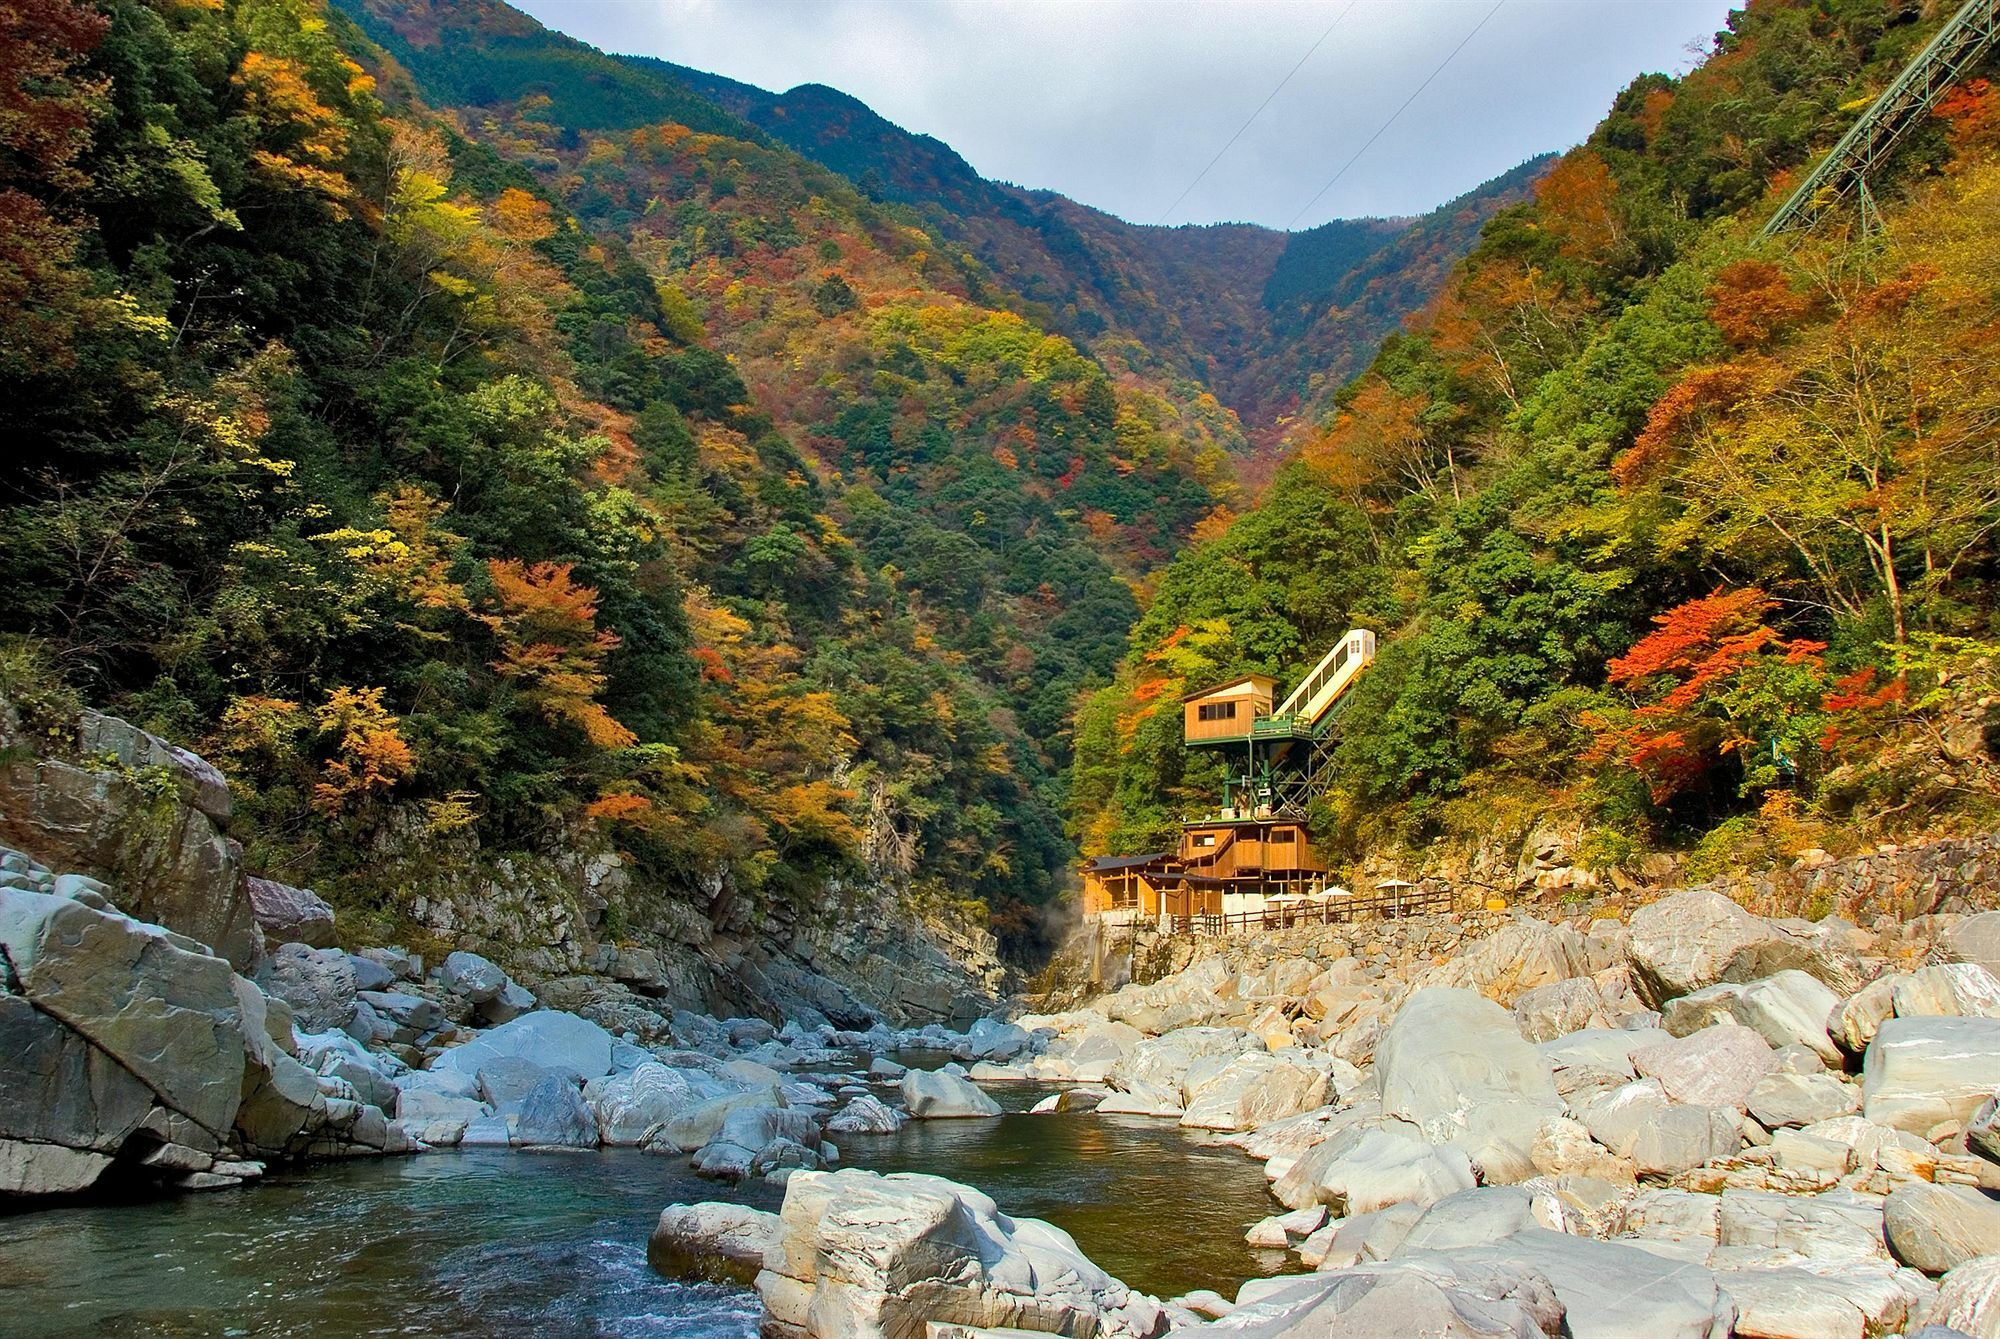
(647, 54, 1547, 446)
(0, 0, 1260, 965)
(1071, 0, 2000, 887)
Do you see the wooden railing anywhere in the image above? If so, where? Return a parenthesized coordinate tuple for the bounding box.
(1168, 884, 1453, 937)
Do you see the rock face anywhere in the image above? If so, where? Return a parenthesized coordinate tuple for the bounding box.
(745, 1169, 1165, 1339)
(1377, 988, 1562, 1182)
(1180, 1052, 1330, 1132)
(0, 888, 247, 1141)
(432, 1009, 618, 1080)
(0, 743, 259, 969)
(1863, 1016, 2000, 1133)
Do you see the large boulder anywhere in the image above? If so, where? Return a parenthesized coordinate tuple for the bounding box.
(439, 951, 507, 1004)
(0, 744, 258, 969)
(1185, 1259, 1560, 1337)
(1418, 918, 1591, 1008)
(1885, 1184, 2000, 1275)
(1625, 891, 1782, 1006)
(258, 943, 356, 1035)
(510, 1074, 598, 1148)
(1662, 971, 1842, 1065)
(1945, 914, 2000, 977)
(1893, 964, 2000, 1022)
(752, 1169, 1164, 1338)
(1110, 1027, 1260, 1098)
(1863, 1017, 2000, 1134)
(900, 1068, 1001, 1119)
(1274, 1121, 1478, 1216)
(649, 1202, 780, 1285)
(242, 878, 335, 949)
(593, 1063, 713, 1145)
(76, 709, 232, 821)
(825, 1093, 907, 1135)
(1632, 1023, 1777, 1112)
(432, 1009, 617, 1080)
(0, 888, 246, 1142)
(1745, 1072, 1860, 1128)
(1403, 1227, 1734, 1339)
(1930, 1255, 2000, 1339)
(0, 993, 154, 1193)
(1377, 988, 1561, 1182)
(1181, 1052, 1330, 1132)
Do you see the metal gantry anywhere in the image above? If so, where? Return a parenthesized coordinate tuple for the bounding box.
(1763, 0, 2000, 238)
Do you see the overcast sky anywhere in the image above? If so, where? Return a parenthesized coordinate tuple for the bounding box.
(513, 0, 1739, 231)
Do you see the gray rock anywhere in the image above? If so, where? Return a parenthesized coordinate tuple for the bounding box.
(1377, 987, 1561, 1183)
(0, 1139, 117, 1196)
(0, 993, 155, 1169)
(1181, 1052, 1330, 1132)
(1514, 978, 1611, 1043)
(1973, 1094, 2000, 1168)
(1274, 1120, 1476, 1216)
(356, 990, 440, 1034)
(510, 1075, 598, 1147)
(653, 1088, 786, 1152)
(1188, 1259, 1559, 1337)
(1631, 1104, 1741, 1178)
(439, 951, 506, 1004)
(593, 1063, 709, 1145)
(475, 1055, 558, 1108)
(1625, 889, 1784, 1006)
(825, 1093, 907, 1134)
(1395, 1186, 1545, 1254)
(258, 943, 356, 1034)
(1885, 1184, 2000, 1274)
(1746, 1072, 1860, 1129)
(77, 709, 231, 821)
(242, 878, 334, 948)
(1664, 971, 1842, 1064)
(1894, 964, 2000, 1022)
(1864, 1017, 2000, 1134)
(899, 1068, 1001, 1118)
(478, 980, 536, 1026)
(1632, 1023, 1777, 1111)
(754, 1169, 1160, 1339)
(1575, 1080, 1671, 1158)
(1407, 1227, 1734, 1339)
(432, 1009, 617, 1080)
(1930, 1255, 2000, 1338)
(0, 889, 247, 1141)
(1946, 914, 2000, 977)
(647, 1202, 779, 1285)
(866, 1056, 908, 1081)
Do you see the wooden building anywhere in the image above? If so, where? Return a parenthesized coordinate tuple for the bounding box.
(1177, 815, 1326, 914)
(1080, 853, 1204, 922)
(1181, 674, 1277, 745)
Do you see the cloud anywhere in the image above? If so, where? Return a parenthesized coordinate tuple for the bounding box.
(512, 0, 1735, 229)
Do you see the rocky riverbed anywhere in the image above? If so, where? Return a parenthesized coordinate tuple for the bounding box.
(6, 710, 2000, 1337)
(656, 890, 2000, 1338)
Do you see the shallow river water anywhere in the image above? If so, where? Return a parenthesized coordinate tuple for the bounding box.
(0, 1084, 1288, 1338)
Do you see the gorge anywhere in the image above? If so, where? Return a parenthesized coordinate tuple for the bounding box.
(6, 0, 2000, 1334)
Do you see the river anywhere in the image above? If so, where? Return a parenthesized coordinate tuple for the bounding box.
(0, 1083, 1289, 1338)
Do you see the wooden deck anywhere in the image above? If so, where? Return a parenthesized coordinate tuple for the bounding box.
(1167, 884, 1452, 936)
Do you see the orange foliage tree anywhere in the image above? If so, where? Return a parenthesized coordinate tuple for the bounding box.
(481, 559, 636, 749)
(1585, 588, 1830, 803)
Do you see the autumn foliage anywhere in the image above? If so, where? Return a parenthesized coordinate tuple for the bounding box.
(482, 560, 636, 750)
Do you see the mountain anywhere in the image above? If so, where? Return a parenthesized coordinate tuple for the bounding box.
(629, 53, 1548, 447)
(1070, 0, 2000, 886)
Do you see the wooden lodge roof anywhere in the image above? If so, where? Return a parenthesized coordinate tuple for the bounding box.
(1180, 673, 1278, 704)
(1082, 852, 1175, 873)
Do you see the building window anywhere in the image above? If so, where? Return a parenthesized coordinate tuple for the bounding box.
(1111, 883, 1138, 909)
(1193, 834, 1216, 847)
(1196, 701, 1238, 722)
(1269, 829, 1295, 843)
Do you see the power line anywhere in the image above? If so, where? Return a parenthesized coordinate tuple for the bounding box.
(1154, 0, 1359, 226)
(1286, 0, 1507, 230)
